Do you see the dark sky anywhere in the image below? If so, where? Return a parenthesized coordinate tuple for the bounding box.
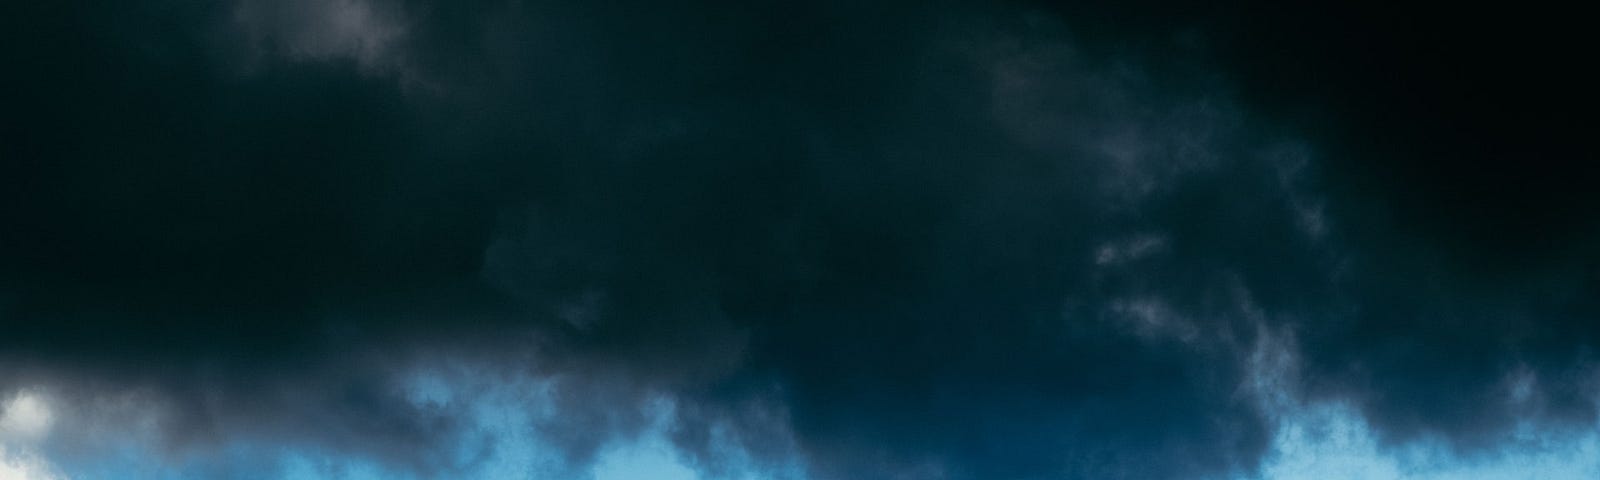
(1, 1, 1596, 479)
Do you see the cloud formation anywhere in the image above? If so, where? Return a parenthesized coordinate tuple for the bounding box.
(1, 1, 1596, 479)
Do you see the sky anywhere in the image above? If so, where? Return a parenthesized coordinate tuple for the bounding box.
(1, 1, 1596, 479)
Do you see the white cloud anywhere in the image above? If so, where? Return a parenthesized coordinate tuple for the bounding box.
(0, 391, 53, 442)
(0, 390, 61, 480)
(0, 447, 62, 480)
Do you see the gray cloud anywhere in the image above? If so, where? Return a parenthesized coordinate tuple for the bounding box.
(2, 1, 1597, 479)
(232, 0, 410, 75)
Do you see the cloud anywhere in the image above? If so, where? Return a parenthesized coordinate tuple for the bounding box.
(0, 392, 53, 442)
(0, 342, 810, 480)
(0, 391, 61, 480)
(1244, 326, 1600, 480)
(0, 448, 62, 480)
(232, 0, 410, 74)
(1, 1, 1596, 479)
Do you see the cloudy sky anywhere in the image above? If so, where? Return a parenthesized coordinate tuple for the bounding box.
(1, 1, 1596, 479)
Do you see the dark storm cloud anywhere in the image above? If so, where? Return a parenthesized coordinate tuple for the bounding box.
(2, 1, 1598, 479)
(1173, 2, 1600, 453)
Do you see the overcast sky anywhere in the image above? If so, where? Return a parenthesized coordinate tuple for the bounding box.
(2, 1, 1597, 479)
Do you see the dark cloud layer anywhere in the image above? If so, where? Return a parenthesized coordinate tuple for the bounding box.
(2, 1, 1597, 479)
